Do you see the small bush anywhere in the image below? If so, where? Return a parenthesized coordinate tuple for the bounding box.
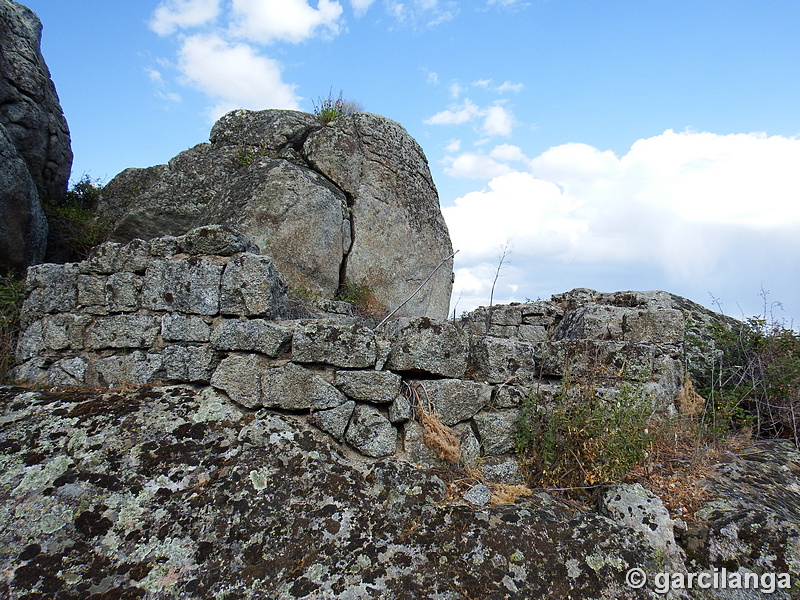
(515, 373, 654, 490)
(312, 89, 363, 124)
(692, 315, 800, 442)
(336, 281, 386, 321)
(0, 273, 25, 383)
(44, 175, 109, 262)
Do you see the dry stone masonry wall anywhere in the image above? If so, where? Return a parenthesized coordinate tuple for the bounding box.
(14, 226, 713, 481)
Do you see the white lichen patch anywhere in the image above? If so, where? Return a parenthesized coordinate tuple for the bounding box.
(13, 496, 73, 534)
(565, 558, 582, 578)
(585, 552, 628, 572)
(249, 466, 274, 491)
(13, 454, 71, 495)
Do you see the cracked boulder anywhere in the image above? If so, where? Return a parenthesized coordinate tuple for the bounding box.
(96, 109, 453, 318)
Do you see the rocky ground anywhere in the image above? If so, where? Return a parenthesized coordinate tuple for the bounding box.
(1, 383, 798, 599)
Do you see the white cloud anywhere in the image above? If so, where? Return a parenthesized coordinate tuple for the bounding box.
(482, 104, 514, 136)
(386, 0, 458, 28)
(444, 138, 461, 153)
(350, 0, 375, 16)
(443, 130, 800, 315)
(425, 99, 516, 137)
(495, 80, 524, 94)
(149, 0, 220, 35)
(230, 0, 344, 44)
(178, 34, 301, 120)
(425, 99, 481, 126)
(443, 152, 514, 179)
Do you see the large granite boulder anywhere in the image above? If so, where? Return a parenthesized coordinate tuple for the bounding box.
(96, 109, 454, 319)
(0, 0, 72, 273)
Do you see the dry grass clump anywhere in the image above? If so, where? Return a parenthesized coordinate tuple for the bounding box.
(489, 483, 533, 506)
(404, 381, 460, 463)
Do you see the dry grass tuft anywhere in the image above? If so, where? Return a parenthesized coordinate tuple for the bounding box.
(676, 374, 706, 417)
(404, 381, 461, 463)
(489, 483, 533, 506)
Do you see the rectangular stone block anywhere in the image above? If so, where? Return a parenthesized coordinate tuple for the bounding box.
(142, 257, 223, 315)
(85, 314, 160, 350)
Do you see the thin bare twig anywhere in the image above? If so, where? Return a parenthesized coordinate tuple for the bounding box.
(375, 249, 458, 329)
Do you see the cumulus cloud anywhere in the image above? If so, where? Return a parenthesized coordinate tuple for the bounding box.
(149, 0, 220, 35)
(230, 0, 344, 44)
(426, 100, 515, 137)
(444, 130, 800, 316)
(178, 34, 301, 120)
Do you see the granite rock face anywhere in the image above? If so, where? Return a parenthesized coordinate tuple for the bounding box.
(1, 384, 798, 599)
(0, 0, 72, 273)
(96, 109, 454, 319)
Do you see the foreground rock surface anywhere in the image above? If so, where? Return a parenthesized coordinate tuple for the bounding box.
(96, 109, 454, 319)
(1, 384, 798, 599)
(0, 0, 72, 273)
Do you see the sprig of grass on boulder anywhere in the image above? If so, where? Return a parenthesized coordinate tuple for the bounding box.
(312, 89, 363, 124)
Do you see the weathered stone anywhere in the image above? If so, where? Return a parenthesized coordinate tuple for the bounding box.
(383, 317, 468, 378)
(463, 483, 491, 506)
(212, 359, 347, 411)
(209, 318, 292, 357)
(209, 353, 273, 409)
(162, 344, 216, 382)
(388, 393, 412, 423)
(474, 409, 521, 456)
(85, 315, 160, 350)
(469, 336, 539, 384)
(0, 0, 71, 273)
(292, 319, 376, 368)
(411, 378, 491, 426)
(334, 369, 401, 403)
(142, 256, 223, 315)
(21, 262, 78, 325)
(3, 384, 794, 599)
(93, 351, 162, 387)
(345, 403, 397, 457)
(311, 400, 355, 442)
(97, 109, 453, 319)
(16, 313, 88, 361)
(161, 314, 210, 343)
(79, 239, 150, 275)
(47, 356, 87, 387)
(304, 113, 453, 319)
(219, 252, 287, 318)
(260, 364, 348, 411)
(77, 272, 141, 314)
(479, 455, 524, 484)
(599, 483, 684, 567)
(176, 224, 259, 256)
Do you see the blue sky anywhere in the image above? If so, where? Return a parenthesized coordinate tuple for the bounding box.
(24, 0, 800, 326)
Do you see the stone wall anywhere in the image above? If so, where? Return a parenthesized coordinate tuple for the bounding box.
(14, 226, 711, 482)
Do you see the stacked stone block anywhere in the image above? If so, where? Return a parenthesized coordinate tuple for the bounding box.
(14, 227, 696, 482)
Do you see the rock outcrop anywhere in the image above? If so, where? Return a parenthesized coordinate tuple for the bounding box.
(0, 383, 797, 599)
(95, 109, 454, 320)
(0, 0, 72, 274)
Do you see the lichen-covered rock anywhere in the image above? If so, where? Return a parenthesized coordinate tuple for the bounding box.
(0, 0, 72, 273)
(344, 403, 397, 458)
(209, 318, 292, 357)
(384, 316, 468, 378)
(599, 483, 684, 567)
(2, 384, 798, 599)
(473, 410, 521, 456)
(292, 319, 377, 368)
(334, 369, 401, 403)
(141, 256, 224, 315)
(411, 378, 492, 426)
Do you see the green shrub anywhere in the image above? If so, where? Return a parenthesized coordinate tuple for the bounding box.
(44, 175, 109, 262)
(515, 373, 654, 490)
(693, 316, 800, 441)
(336, 281, 386, 321)
(0, 273, 25, 383)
